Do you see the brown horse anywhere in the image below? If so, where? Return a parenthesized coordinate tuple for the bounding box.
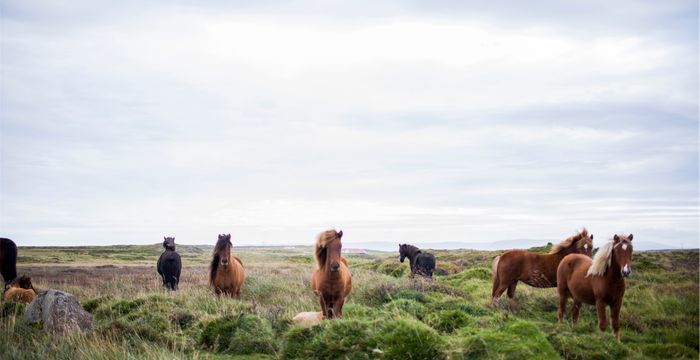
(209, 234, 245, 298)
(492, 229, 593, 303)
(311, 229, 352, 319)
(3, 275, 36, 304)
(0, 238, 18, 284)
(557, 234, 633, 342)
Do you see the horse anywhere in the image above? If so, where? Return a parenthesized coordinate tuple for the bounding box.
(0, 238, 18, 284)
(311, 229, 352, 319)
(557, 234, 634, 342)
(157, 236, 182, 290)
(398, 244, 436, 278)
(491, 228, 593, 303)
(3, 275, 36, 304)
(209, 234, 245, 298)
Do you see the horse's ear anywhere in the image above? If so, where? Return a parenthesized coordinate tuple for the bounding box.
(614, 234, 620, 242)
(226, 234, 231, 240)
(590, 234, 593, 240)
(628, 234, 633, 241)
(164, 236, 167, 241)
(337, 230, 343, 238)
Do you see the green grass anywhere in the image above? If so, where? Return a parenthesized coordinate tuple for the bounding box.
(1, 245, 697, 359)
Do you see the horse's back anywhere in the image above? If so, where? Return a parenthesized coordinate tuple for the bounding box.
(3, 287, 35, 304)
(557, 254, 594, 301)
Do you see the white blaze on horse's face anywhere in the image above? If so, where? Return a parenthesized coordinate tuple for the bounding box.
(622, 244, 628, 251)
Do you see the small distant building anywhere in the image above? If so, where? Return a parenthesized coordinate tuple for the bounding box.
(342, 248, 367, 254)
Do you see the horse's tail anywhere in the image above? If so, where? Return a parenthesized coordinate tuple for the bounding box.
(0, 238, 18, 283)
(491, 256, 501, 286)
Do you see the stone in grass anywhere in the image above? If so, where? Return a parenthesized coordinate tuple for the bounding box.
(25, 289, 93, 335)
(292, 311, 323, 326)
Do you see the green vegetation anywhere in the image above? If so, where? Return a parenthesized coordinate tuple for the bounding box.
(0, 245, 697, 359)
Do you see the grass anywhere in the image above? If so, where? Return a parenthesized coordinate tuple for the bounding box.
(1, 245, 697, 359)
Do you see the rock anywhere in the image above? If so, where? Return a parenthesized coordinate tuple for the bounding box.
(292, 311, 323, 326)
(25, 289, 92, 335)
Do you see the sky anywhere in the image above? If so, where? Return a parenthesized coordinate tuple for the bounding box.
(1, 1, 698, 249)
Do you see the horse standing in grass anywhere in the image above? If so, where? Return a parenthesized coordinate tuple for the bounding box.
(209, 234, 245, 298)
(157, 236, 182, 290)
(399, 244, 436, 278)
(557, 234, 634, 342)
(492, 229, 593, 303)
(0, 238, 18, 284)
(3, 275, 36, 303)
(311, 229, 352, 319)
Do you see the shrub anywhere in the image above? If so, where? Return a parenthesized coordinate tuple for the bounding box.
(636, 344, 698, 359)
(373, 318, 447, 360)
(200, 314, 276, 355)
(311, 319, 377, 359)
(282, 325, 321, 359)
(381, 299, 427, 320)
(548, 331, 629, 360)
(425, 309, 472, 333)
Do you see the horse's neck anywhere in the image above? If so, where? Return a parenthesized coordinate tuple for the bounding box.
(605, 257, 624, 281)
(407, 250, 420, 266)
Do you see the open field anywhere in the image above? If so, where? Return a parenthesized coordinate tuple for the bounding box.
(1, 245, 698, 359)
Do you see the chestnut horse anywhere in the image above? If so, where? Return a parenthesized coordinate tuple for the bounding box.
(492, 229, 593, 303)
(311, 229, 352, 319)
(3, 275, 36, 304)
(557, 234, 633, 342)
(209, 234, 245, 298)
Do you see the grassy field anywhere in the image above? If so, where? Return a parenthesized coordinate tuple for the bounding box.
(1, 244, 697, 359)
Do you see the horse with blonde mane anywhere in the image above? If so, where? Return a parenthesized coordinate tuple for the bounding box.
(3, 275, 36, 304)
(557, 234, 634, 342)
(492, 229, 593, 303)
(311, 229, 352, 319)
(209, 234, 245, 298)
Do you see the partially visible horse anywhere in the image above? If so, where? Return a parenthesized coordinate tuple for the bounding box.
(3, 275, 36, 304)
(0, 238, 18, 284)
(557, 234, 634, 342)
(209, 234, 245, 298)
(157, 236, 182, 290)
(311, 229, 352, 319)
(492, 228, 593, 303)
(399, 244, 436, 278)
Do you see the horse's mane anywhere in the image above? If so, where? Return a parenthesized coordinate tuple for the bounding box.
(587, 238, 615, 277)
(315, 230, 339, 267)
(209, 236, 231, 285)
(550, 228, 589, 254)
(401, 244, 422, 255)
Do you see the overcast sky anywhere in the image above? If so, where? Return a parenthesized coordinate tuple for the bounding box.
(1, 1, 697, 248)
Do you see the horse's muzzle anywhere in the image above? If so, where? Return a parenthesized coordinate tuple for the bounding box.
(221, 260, 229, 268)
(330, 262, 340, 272)
(621, 264, 631, 277)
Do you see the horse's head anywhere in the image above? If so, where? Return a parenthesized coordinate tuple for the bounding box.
(163, 237, 176, 251)
(576, 233, 594, 257)
(317, 229, 343, 272)
(6, 275, 33, 291)
(399, 244, 407, 263)
(613, 234, 633, 277)
(215, 234, 232, 268)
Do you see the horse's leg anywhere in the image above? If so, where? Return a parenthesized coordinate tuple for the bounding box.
(491, 278, 508, 303)
(319, 295, 329, 319)
(333, 296, 345, 318)
(596, 300, 608, 332)
(557, 291, 567, 322)
(506, 282, 519, 311)
(611, 300, 622, 342)
(572, 300, 582, 326)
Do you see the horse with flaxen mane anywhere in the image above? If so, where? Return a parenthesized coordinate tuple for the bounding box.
(3, 275, 36, 304)
(311, 229, 352, 319)
(557, 234, 634, 342)
(209, 234, 245, 298)
(0, 238, 18, 284)
(399, 244, 436, 278)
(157, 236, 182, 290)
(492, 228, 593, 303)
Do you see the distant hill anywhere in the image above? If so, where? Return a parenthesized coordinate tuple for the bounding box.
(342, 239, 682, 252)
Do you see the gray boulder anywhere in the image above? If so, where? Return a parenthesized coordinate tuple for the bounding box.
(26, 289, 92, 335)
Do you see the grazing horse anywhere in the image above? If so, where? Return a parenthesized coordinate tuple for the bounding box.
(311, 229, 353, 319)
(3, 275, 36, 304)
(0, 238, 18, 284)
(557, 234, 634, 342)
(157, 236, 182, 290)
(209, 234, 245, 298)
(492, 229, 593, 303)
(399, 244, 436, 278)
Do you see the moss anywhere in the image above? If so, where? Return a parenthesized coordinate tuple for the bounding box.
(311, 319, 377, 359)
(200, 314, 276, 355)
(462, 320, 559, 359)
(374, 318, 447, 360)
(381, 299, 427, 320)
(282, 325, 322, 359)
(636, 343, 698, 359)
(425, 309, 472, 333)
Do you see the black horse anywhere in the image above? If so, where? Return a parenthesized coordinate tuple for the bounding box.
(0, 238, 17, 284)
(157, 237, 182, 290)
(399, 244, 436, 278)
